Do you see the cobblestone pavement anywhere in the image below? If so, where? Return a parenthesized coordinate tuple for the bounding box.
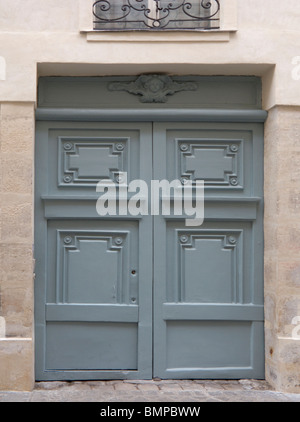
(1, 379, 300, 402)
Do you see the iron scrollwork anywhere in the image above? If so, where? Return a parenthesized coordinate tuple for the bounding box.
(93, 1, 220, 31)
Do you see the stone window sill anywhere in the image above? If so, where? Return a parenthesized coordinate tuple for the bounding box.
(81, 29, 236, 43)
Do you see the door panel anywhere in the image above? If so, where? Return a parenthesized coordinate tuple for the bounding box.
(35, 122, 152, 380)
(165, 222, 252, 304)
(166, 320, 252, 368)
(47, 127, 140, 194)
(153, 122, 264, 379)
(46, 220, 138, 305)
(45, 322, 138, 371)
(164, 124, 257, 196)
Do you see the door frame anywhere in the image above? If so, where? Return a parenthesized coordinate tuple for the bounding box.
(35, 103, 267, 380)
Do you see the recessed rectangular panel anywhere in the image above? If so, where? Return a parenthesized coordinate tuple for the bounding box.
(47, 220, 138, 306)
(58, 232, 128, 304)
(45, 124, 144, 196)
(38, 76, 263, 110)
(166, 321, 252, 370)
(163, 125, 255, 195)
(58, 137, 128, 186)
(177, 232, 241, 304)
(166, 222, 249, 304)
(45, 322, 138, 370)
(178, 139, 242, 187)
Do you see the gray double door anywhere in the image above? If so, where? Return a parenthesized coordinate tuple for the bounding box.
(35, 120, 264, 381)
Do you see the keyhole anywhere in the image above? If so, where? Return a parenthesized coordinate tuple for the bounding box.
(131, 270, 136, 275)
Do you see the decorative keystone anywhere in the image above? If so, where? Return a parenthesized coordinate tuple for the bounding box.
(108, 75, 197, 103)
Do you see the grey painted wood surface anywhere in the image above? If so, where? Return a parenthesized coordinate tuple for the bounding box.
(35, 76, 265, 380)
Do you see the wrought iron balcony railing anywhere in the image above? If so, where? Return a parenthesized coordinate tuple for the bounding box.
(93, 1, 220, 31)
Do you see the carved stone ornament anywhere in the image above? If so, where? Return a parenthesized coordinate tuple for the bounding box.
(108, 75, 197, 103)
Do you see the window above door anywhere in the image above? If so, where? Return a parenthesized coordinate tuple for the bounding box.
(79, 0, 237, 43)
(92, 0, 220, 31)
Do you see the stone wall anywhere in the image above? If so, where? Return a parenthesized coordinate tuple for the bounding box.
(0, 103, 35, 391)
(264, 106, 300, 392)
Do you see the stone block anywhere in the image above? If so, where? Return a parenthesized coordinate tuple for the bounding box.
(0, 243, 33, 283)
(1, 287, 33, 338)
(278, 260, 300, 289)
(0, 338, 34, 391)
(0, 154, 33, 194)
(0, 103, 34, 155)
(0, 243, 34, 337)
(0, 195, 33, 243)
